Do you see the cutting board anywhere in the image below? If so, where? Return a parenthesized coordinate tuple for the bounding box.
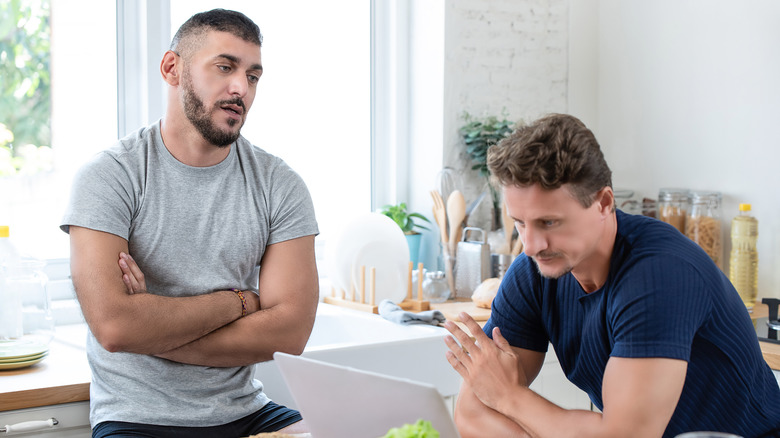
(431, 299, 492, 322)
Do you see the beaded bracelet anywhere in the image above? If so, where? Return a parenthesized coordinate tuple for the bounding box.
(231, 289, 247, 317)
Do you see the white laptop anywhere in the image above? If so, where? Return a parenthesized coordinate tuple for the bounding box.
(273, 352, 461, 438)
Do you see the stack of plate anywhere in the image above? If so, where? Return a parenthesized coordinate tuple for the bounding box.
(0, 339, 49, 370)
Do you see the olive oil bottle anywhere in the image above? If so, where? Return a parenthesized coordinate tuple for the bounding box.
(729, 204, 758, 310)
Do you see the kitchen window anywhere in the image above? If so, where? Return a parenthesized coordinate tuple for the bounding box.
(0, 0, 118, 261)
(168, 0, 372, 252)
(1, 0, 375, 325)
(0, 0, 118, 324)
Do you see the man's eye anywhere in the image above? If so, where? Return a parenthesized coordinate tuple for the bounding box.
(218, 65, 231, 73)
(543, 220, 556, 227)
(248, 75, 260, 84)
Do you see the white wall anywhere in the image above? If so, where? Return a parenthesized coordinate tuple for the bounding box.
(405, 0, 569, 272)
(431, 0, 780, 301)
(442, 0, 569, 232)
(570, 0, 780, 300)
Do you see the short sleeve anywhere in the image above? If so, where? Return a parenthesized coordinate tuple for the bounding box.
(608, 256, 711, 361)
(266, 161, 318, 245)
(60, 152, 135, 240)
(484, 255, 550, 353)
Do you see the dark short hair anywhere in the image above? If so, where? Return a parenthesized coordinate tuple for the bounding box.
(487, 113, 612, 208)
(170, 9, 262, 58)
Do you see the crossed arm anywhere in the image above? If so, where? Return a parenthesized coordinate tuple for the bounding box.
(443, 314, 687, 438)
(69, 226, 318, 367)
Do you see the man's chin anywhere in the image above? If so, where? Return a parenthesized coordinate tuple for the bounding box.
(211, 122, 243, 147)
(533, 259, 572, 279)
(204, 131, 240, 148)
(226, 116, 242, 128)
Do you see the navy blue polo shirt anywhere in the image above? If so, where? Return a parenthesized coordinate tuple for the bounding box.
(486, 210, 780, 437)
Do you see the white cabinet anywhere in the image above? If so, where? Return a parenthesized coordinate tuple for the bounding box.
(529, 347, 592, 411)
(0, 402, 91, 437)
(0, 324, 91, 437)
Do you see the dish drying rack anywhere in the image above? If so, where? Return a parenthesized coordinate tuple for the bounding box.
(323, 261, 431, 314)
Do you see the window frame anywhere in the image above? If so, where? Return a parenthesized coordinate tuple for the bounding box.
(116, 0, 171, 137)
(117, 0, 407, 208)
(51, 0, 404, 325)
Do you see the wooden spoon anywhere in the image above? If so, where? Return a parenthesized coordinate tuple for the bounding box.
(447, 190, 466, 256)
(430, 190, 449, 255)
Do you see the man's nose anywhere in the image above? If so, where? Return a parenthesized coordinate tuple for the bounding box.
(520, 226, 546, 256)
(228, 74, 249, 97)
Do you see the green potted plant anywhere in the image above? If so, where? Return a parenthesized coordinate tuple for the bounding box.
(379, 203, 431, 264)
(459, 111, 516, 230)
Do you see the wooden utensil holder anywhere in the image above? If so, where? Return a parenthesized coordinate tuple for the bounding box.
(322, 262, 431, 314)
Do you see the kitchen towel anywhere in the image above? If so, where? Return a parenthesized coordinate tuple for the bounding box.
(378, 299, 446, 326)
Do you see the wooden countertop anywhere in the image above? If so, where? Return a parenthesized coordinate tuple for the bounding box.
(431, 297, 491, 324)
(0, 324, 90, 411)
(753, 303, 780, 369)
(760, 341, 780, 370)
(750, 303, 769, 321)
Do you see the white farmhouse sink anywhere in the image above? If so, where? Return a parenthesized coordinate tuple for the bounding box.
(253, 302, 462, 409)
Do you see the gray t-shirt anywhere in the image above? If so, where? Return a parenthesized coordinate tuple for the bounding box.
(60, 121, 318, 427)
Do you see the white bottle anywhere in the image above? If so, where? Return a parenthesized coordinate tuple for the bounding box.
(0, 225, 23, 339)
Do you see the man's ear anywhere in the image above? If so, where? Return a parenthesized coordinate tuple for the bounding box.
(160, 51, 180, 86)
(596, 186, 614, 216)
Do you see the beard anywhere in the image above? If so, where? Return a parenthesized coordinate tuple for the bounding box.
(181, 71, 244, 147)
(531, 252, 573, 279)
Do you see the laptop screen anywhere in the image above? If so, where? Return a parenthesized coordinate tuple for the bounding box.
(273, 352, 460, 438)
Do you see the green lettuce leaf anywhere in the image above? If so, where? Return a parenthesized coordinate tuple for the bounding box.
(382, 419, 440, 438)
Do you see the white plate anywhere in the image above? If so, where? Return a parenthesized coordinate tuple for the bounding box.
(0, 351, 48, 363)
(350, 240, 408, 304)
(0, 354, 47, 370)
(327, 212, 409, 303)
(0, 339, 49, 359)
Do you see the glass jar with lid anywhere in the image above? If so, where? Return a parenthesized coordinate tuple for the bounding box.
(658, 188, 690, 233)
(686, 191, 723, 269)
(4, 259, 54, 346)
(422, 271, 450, 303)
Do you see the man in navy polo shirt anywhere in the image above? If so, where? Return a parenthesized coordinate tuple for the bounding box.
(444, 114, 780, 438)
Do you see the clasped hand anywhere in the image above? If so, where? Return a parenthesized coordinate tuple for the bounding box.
(443, 313, 527, 411)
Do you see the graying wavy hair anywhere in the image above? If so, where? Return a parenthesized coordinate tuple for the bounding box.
(487, 113, 612, 208)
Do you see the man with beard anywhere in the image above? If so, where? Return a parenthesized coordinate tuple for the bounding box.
(443, 114, 780, 437)
(60, 9, 318, 437)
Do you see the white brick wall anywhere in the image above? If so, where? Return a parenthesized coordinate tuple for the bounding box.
(443, 0, 569, 231)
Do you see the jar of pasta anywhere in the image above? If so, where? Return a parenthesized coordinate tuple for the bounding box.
(686, 191, 722, 269)
(658, 188, 690, 233)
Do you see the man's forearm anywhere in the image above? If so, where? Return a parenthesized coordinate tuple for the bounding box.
(493, 358, 685, 438)
(84, 288, 247, 355)
(455, 384, 532, 438)
(154, 300, 314, 367)
(459, 384, 604, 438)
(123, 235, 318, 367)
(495, 386, 605, 438)
(70, 228, 256, 356)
